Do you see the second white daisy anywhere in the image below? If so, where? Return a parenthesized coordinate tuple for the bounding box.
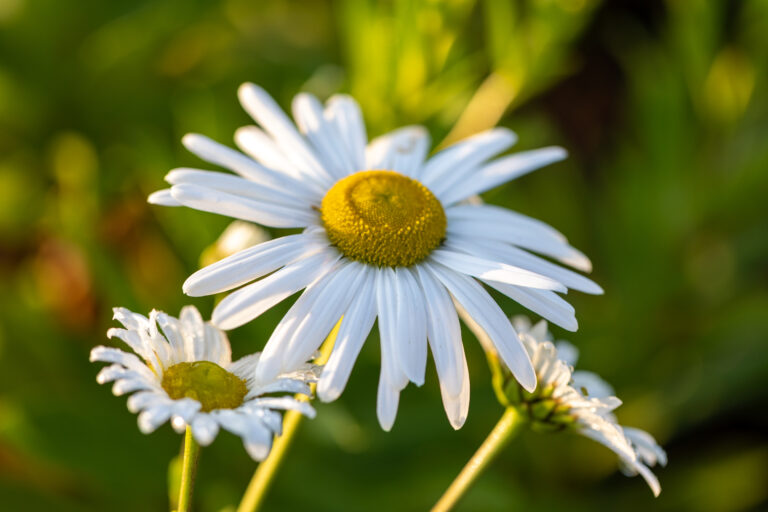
(91, 306, 317, 461)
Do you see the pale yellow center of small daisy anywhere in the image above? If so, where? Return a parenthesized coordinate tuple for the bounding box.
(320, 170, 446, 267)
(161, 361, 247, 412)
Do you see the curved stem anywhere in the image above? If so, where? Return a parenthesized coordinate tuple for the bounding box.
(236, 320, 341, 512)
(431, 407, 524, 512)
(177, 426, 200, 512)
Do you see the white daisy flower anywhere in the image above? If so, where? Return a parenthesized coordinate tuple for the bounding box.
(149, 83, 603, 430)
(509, 317, 667, 496)
(90, 305, 317, 461)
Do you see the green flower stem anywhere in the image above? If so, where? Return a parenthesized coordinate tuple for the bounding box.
(431, 407, 525, 512)
(177, 426, 200, 512)
(236, 406, 304, 512)
(236, 320, 341, 512)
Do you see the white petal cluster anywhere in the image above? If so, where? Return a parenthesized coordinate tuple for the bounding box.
(512, 317, 667, 496)
(90, 306, 317, 461)
(150, 83, 602, 430)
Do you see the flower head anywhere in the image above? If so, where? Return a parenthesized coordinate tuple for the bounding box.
(500, 317, 667, 496)
(149, 84, 602, 430)
(90, 306, 317, 461)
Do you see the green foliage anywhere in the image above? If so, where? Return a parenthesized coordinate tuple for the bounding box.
(0, 0, 767, 510)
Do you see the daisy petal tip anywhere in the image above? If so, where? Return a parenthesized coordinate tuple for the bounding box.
(518, 369, 537, 393)
(147, 189, 180, 206)
(449, 415, 467, 430)
(181, 133, 204, 150)
(89, 346, 105, 362)
(316, 381, 340, 403)
(378, 417, 395, 432)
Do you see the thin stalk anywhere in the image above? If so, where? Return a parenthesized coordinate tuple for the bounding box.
(431, 407, 524, 512)
(177, 426, 200, 512)
(236, 320, 341, 512)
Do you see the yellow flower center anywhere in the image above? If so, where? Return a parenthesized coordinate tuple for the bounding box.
(320, 170, 446, 267)
(161, 361, 247, 412)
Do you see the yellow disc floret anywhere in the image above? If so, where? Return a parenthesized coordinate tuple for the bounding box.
(321, 170, 446, 267)
(162, 361, 247, 412)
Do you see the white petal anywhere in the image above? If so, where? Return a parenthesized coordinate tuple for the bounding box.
(572, 371, 615, 399)
(445, 233, 600, 294)
(154, 313, 186, 364)
(375, 268, 409, 390)
(292, 92, 351, 179)
(247, 397, 316, 418)
(179, 305, 206, 361)
(212, 250, 338, 330)
(394, 268, 428, 386)
(483, 281, 578, 331)
(414, 265, 464, 398)
(148, 189, 181, 206)
(630, 461, 662, 497)
(439, 146, 568, 205)
(89, 346, 148, 374)
(127, 390, 169, 414)
(445, 204, 592, 272)
(191, 413, 220, 446)
(137, 404, 173, 434)
(183, 233, 327, 297)
(243, 420, 274, 461)
(325, 94, 366, 172)
(182, 133, 313, 195)
(238, 83, 334, 187)
(317, 270, 377, 402)
(280, 261, 369, 374)
(165, 168, 310, 209)
(420, 128, 517, 190)
(447, 203, 569, 243)
(426, 262, 537, 392)
(365, 126, 430, 178)
(234, 125, 312, 183)
(170, 183, 316, 228)
(112, 307, 150, 330)
(440, 346, 470, 430)
(429, 249, 566, 292)
(376, 371, 400, 432)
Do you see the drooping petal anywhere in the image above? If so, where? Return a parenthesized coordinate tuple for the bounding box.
(426, 262, 537, 392)
(317, 268, 377, 402)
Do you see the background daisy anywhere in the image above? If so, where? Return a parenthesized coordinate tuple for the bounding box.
(91, 306, 317, 461)
(509, 316, 667, 496)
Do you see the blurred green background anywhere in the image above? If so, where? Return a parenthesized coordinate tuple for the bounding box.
(1, 0, 767, 510)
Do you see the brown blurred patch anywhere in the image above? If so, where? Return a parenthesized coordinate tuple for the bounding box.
(32, 237, 98, 332)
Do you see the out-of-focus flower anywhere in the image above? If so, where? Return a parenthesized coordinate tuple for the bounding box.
(498, 317, 666, 496)
(90, 305, 317, 460)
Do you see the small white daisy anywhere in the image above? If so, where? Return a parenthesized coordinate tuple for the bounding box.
(509, 317, 667, 496)
(90, 305, 317, 461)
(149, 83, 603, 430)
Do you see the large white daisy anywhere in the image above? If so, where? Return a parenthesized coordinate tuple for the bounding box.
(510, 317, 667, 496)
(90, 306, 317, 461)
(149, 83, 602, 430)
